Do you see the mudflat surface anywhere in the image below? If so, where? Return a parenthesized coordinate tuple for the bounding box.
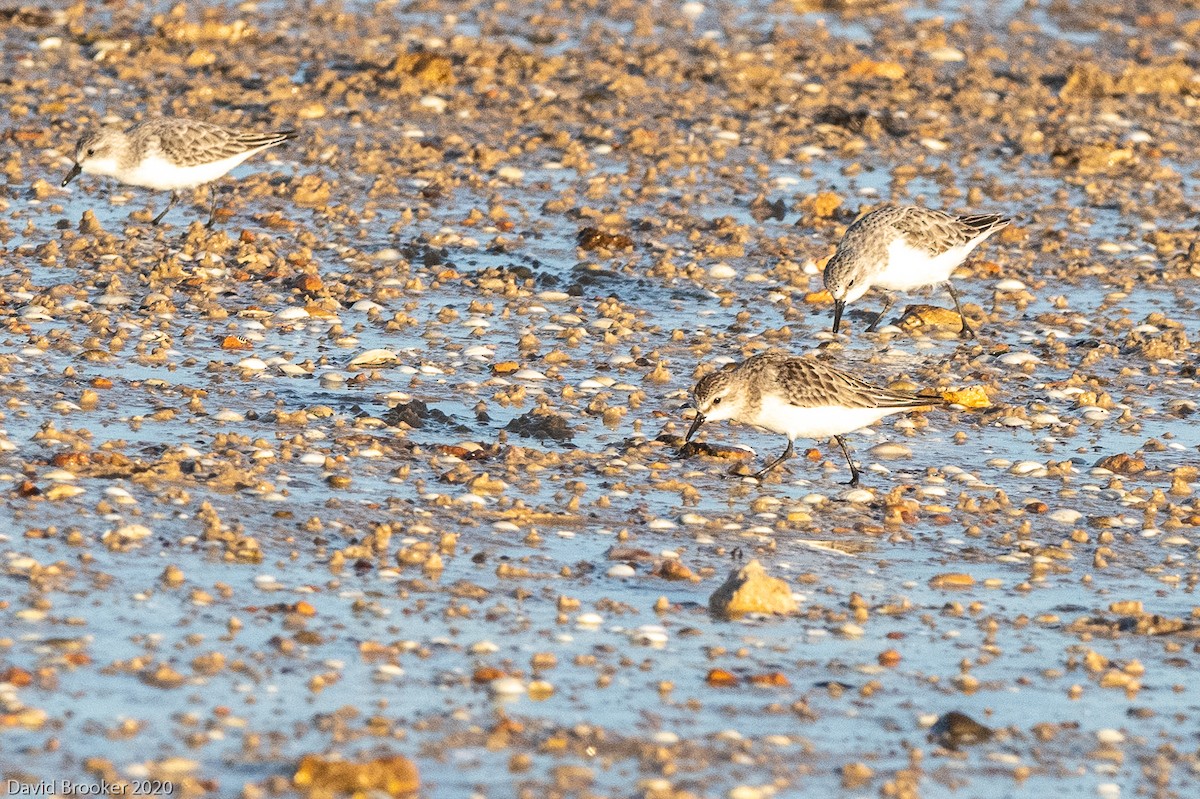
(2, 1, 1200, 797)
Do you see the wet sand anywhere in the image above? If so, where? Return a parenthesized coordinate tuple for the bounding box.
(3, 1, 1200, 797)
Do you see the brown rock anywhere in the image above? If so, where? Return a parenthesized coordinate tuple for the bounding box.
(291, 274, 324, 293)
(139, 664, 186, 689)
(806, 191, 843, 218)
(505, 409, 573, 442)
(929, 573, 975, 589)
(897, 304, 967, 333)
(1060, 62, 1194, 99)
(1052, 143, 1134, 174)
(1095, 453, 1147, 475)
(387, 52, 454, 85)
(842, 762, 874, 789)
(78, 210, 104, 234)
(652, 559, 697, 581)
(292, 175, 332, 206)
(677, 441, 753, 461)
(941, 386, 991, 409)
(577, 227, 633, 252)
(847, 60, 906, 80)
(708, 559, 798, 618)
(928, 711, 992, 749)
(293, 754, 419, 797)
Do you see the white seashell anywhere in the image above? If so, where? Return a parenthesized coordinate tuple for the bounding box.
(632, 625, 668, 646)
(275, 307, 310, 321)
(488, 677, 525, 697)
(869, 442, 911, 459)
(994, 278, 1026, 291)
(419, 95, 447, 113)
(112, 524, 150, 540)
(926, 46, 964, 62)
(236, 357, 268, 372)
(348, 349, 401, 368)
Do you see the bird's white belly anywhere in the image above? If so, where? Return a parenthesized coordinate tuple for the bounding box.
(873, 239, 972, 291)
(753, 397, 900, 440)
(118, 152, 256, 191)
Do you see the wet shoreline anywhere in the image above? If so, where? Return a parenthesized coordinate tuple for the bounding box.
(2, 1, 1200, 797)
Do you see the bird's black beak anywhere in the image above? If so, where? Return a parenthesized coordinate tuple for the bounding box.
(832, 299, 844, 334)
(685, 411, 705, 443)
(61, 163, 82, 187)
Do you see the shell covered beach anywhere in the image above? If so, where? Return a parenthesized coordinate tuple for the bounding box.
(4, 0, 1200, 797)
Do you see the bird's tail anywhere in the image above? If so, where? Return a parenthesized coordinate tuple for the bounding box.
(959, 213, 1010, 238)
(860, 382, 951, 410)
(240, 130, 298, 150)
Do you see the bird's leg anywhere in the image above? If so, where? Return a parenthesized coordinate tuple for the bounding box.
(864, 294, 894, 333)
(151, 192, 178, 226)
(205, 187, 220, 229)
(834, 435, 861, 487)
(753, 439, 794, 481)
(945, 282, 976, 339)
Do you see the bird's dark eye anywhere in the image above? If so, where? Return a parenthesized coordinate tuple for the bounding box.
(712, 397, 722, 405)
(86, 148, 95, 156)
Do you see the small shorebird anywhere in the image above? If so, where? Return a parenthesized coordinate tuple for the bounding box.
(684, 351, 945, 486)
(823, 205, 1010, 338)
(61, 117, 296, 227)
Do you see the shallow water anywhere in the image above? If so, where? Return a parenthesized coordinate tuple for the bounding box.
(3, 0, 1200, 797)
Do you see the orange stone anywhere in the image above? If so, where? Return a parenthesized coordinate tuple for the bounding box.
(706, 669, 740, 687)
(221, 336, 254, 351)
(878, 649, 902, 668)
(747, 672, 790, 687)
(929, 573, 975, 589)
(473, 667, 506, 683)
